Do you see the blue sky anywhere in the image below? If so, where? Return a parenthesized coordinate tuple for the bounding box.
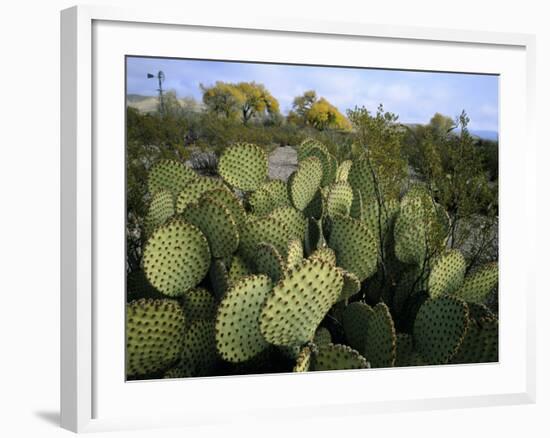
(127, 57, 499, 132)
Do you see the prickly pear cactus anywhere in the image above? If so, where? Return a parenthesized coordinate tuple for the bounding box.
(259, 259, 343, 346)
(128, 139, 498, 379)
(142, 219, 210, 296)
(218, 142, 268, 191)
(126, 299, 185, 376)
(215, 275, 273, 362)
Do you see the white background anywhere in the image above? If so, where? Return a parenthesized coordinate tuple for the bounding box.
(0, 0, 546, 437)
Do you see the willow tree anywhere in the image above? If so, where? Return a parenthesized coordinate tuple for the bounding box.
(200, 81, 280, 124)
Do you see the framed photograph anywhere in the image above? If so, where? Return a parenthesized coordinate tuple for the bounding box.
(61, 5, 536, 433)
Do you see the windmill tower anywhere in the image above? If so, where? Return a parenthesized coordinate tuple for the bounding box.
(147, 70, 166, 115)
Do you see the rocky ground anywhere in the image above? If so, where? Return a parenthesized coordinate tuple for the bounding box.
(268, 146, 298, 181)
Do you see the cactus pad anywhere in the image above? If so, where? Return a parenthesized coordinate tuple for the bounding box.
(313, 327, 332, 345)
(336, 160, 352, 182)
(181, 319, 218, 372)
(326, 181, 354, 217)
(218, 143, 268, 191)
(181, 288, 216, 321)
(394, 199, 427, 265)
(255, 243, 285, 283)
(454, 262, 498, 304)
(203, 187, 246, 227)
(259, 259, 344, 346)
(228, 255, 252, 284)
(215, 275, 272, 362)
(311, 344, 369, 371)
(286, 239, 304, 270)
(143, 219, 210, 296)
(126, 299, 185, 376)
(309, 247, 336, 266)
(239, 217, 292, 262)
(175, 177, 224, 213)
(413, 295, 469, 364)
(289, 157, 323, 211)
(262, 179, 290, 208)
(337, 269, 361, 301)
(269, 206, 307, 241)
(328, 214, 379, 282)
(365, 303, 397, 368)
(144, 190, 175, 237)
(428, 250, 466, 298)
(395, 333, 424, 367)
(249, 187, 274, 216)
(148, 159, 196, 196)
(182, 197, 239, 259)
(293, 346, 312, 372)
(342, 302, 373, 354)
(348, 158, 376, 205)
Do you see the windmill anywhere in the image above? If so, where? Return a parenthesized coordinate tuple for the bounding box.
(147, 70, 165, 115)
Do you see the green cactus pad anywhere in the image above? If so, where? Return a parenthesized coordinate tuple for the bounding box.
(144, 190, 175, 237)
(218, 143, 268, 191)
(126, 299, 185, 376)
(453, 262, 498, 304)
(209, 259, 230, 300)
(428, 249, 466, 298)
(394, 199, 427, 265)
(182, 197, 239, 259)
(348, 158, 376, 205)
(164, 365, 195, 379)
(313, 327, 332, 345)
(181, 288, 216, 321)
(228, 255, 252, 284)
(336, 160, 352, 182)
(468, 302, 496, 322)
(203, 187, 246, 228)
(259, 259, 344, 346)
(303, 189, 324, 220)
(450, 320, 482, 364)
(289, 156, 323, 211)
(364, 303, 397, 368)
(337, 269, 361, 301)
(293, 346, 312, 372)
(269, 206, 307, 241)
(297, 138, 327, 161)
(181, 319, 218, 372)
(286, 239, 304, 270)
(395, 333, 425, 367)
(148, 159, 197, 196)
(326, 181, 354, 217)
(479, 317, 498, 362)
(328, 214, 379, 282)
(349, 187, 363, 220)
(249, 187, 274, 216)
(215, 275, 273, 362)
(393, 267, 427, 318)
(239, 217, 292, 262)
(342, 302, 372, 353)
(306, 146, 337, 187)
(262, 180, 290, 208)
(255, 243, 285, 283)
(309, 247, 336, 266)
(311, 344, 369, 371)
(143, 219, 210, 296)
(175, 177, 224, 213)
(413, 295, 469, 365)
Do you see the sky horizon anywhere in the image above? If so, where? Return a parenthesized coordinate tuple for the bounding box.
(126, 57, 499, 132)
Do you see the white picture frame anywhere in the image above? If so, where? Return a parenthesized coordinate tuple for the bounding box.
(60, 4, 537, 433)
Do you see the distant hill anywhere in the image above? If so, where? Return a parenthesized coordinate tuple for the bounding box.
(127, 94, 204, 113)
(470, 130, 498, 141)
